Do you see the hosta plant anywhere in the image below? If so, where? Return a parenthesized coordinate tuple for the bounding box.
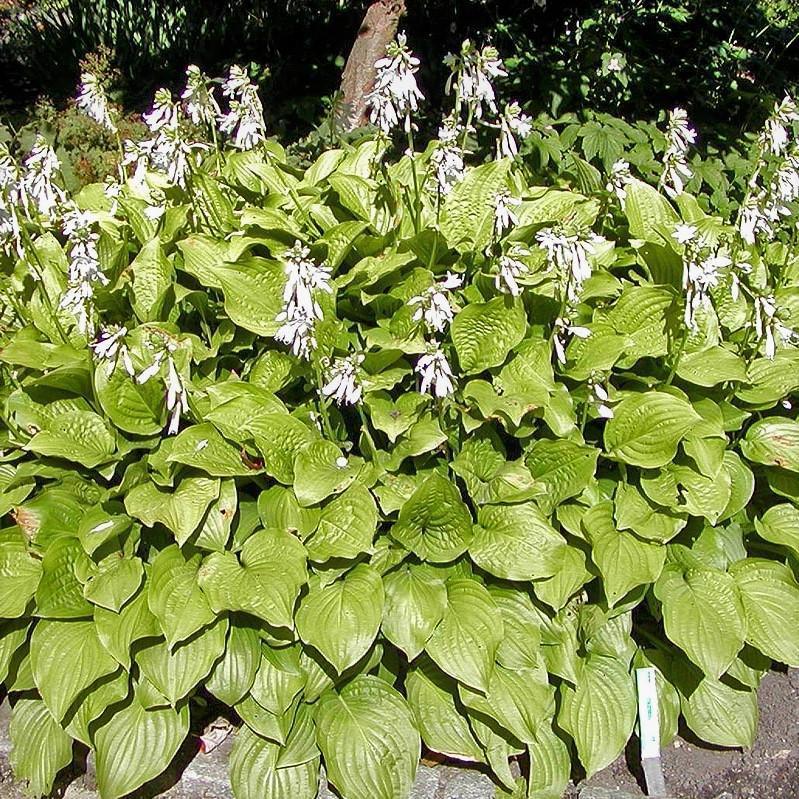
(1, 44, 799, 799)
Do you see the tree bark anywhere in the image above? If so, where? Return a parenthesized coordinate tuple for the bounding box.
(335, 0, 407, 133)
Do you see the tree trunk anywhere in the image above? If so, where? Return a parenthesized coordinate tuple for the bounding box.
(335, 0, 407, 133)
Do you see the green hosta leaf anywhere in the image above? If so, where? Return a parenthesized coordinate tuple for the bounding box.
(250, 644, 306, 716)
(406, 656, 485, 763)
(731, 559, 799, 666)
(0, 530, 41, 617)
(0, 619, 30, 683)
(95, 586, 161, 669)
(452, 296, 527, 374)
(441, 160, 512, 251)
(168, 424, 254, 476)
(606, 285, 673, 360)
(558, 653, 636, 778)
(678, 668, 757, 748)
(9, 697, 73, 798)
(230, 717, 320, 799)
(525, 440, 599, 515)
(741, 418, 799, 472)
(206, 621, 261, 705)
(296, 565, 383, 673)
(149, 546, 217, 648)
(583, 502, 666, 606)
(624, 178, 678, 239)
(94, 357, 164, 435)
(676, 346, 748, 387)
(217, 258, 285, 336)
(668, 462, 732, 523)
(365, 391, 428, 443)
(489, 587, 544, 672)
(198, 529, 308, 629)
(613, 481, 686, 543)
(654, 565, 745, 678)
(35, 536, 93, 618)
(527, 722, 571, 799)
(426, 578, 504, 692)
(604, 392, 700, 468)
(125, 476, 219, 546)
(30, 618, 118, 721)
(306, 483, 377, 562)
(176, 234, 226, 287)
(719, 451, 755, 522)
(471, 502, 566, 581)
(381, 564, 447, 660)
(195, 478, 237, 552)
(65, 668, 129, 747)
(755, 504, 799, 557)
(460, 664, 555, 744)
(390, 472, 473, 562)
(316, 675, 420, 799)
(235, 694, 293, 744)
(293, 440, 360, 506)
(251, 414, 318, 485)
(84, 556, 144, 612)
(136, 616, 228, 705)
(131, 239, 173, 321)
(258, 485, 320, 537)
(25, 410, 116, 468)
(735, 353, 799, 406)
(533, 545, 593, 612)
(94, 690, 190, 799)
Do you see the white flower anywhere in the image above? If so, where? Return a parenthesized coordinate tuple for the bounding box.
(280, 241, 333, 320)
(497, 101, 532, 159)
(588, 377, 614, 418)
(275, 308, 318, 360)
(536, 227, 603, 303)
(754, 295, 797, 359)
(416, 346, 455, 398)
(495, 250, 530, 296)
(760, 96, 799, 156)
(182, 65, 221, 127)
(660, 107, 696, 198)
(366, 32, 424, 134)
(445, 40, 506, 119)
(430, 115, 466, 194)
(738, 194, 771, 244)
(322, 354, 365, 406)
(91, 325, 135, 375)
(672, 223, 698, 245)
(409, 272, 463, 334)
(606, 159, 632, 206)
(494, 189, 520, 236)
(137, 351, 165, 384)
(683, 251, 729, 331)
(218, 66, 266, 150)
(553, 316, 591, 364)
(165, 356, 189, 435)
(76, 72, 116, 132)
(23, 136, 64, 220)
(606, 56, 623, 73)
(143, 88, 179, 132)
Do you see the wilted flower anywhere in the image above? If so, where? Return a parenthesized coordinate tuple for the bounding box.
(445, 40, 506, 119)
(606, 159, 633, 206)
(416, 345, 455, 398)
(218, 65, 266, 150)
(497, 101, 532, 159)
(76, 72, 116, 132)
(322, 354, 365, 406)
(182, 65, 220, 127)
(660, 107, 696, 198)
(552, 316, 591, 364)
(409, 272, 463, 334)
(494, 189, 520, 236)
(366, 32, 424, 134)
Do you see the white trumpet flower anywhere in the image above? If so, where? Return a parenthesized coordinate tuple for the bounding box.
(660, 107, 696, 198)
(322, 354, 365, 406)
(218, 65, 266, 150)
(445, 40, 507, 119)
(23, 136, 64, 220)
(495, 250, 530, 296)
(497, 101, 532, 159)
(416, 346, 455, 398)
(553, 316, 591, 364)
(606, 159, 633, 206)
(409, 272, 463, 334)
(76, 72, 116, 132)
(182, 65, 221, 127)
(494, 190, 520, 236)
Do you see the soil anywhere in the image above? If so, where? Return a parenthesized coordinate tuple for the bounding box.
(567, 667, 799, 799)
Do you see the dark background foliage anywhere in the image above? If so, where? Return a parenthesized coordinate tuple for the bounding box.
(1, 0, 797, 138)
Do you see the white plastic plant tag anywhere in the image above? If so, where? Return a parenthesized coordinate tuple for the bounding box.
(636, 666, 661, 759)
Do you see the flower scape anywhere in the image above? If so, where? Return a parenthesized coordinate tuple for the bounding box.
(1, 33, 799, 799)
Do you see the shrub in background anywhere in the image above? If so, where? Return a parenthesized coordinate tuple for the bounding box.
(1, 37, 799, 799)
